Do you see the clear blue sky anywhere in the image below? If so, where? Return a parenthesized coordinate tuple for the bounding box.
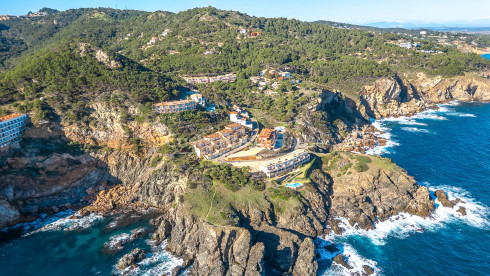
(1, 0, 490, 24)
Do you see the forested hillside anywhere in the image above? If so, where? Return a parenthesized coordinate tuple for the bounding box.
(0, 6, 488, 126)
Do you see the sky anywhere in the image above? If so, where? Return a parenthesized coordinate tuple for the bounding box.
(1, 0, 490, 25)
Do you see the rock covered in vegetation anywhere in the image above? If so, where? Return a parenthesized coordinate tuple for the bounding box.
(322, 152, 435, 230)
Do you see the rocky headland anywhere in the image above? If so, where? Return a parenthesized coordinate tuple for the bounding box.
(1, 71, 488, 274)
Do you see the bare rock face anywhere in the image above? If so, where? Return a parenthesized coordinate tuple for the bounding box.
(117, 248, 146, 270)
(360, 73, 490, 119)
(0, 198, 20, 228)
(156, 206, 269, 276)
(292, 238, 318, 276)
(435, 190, 455, 208)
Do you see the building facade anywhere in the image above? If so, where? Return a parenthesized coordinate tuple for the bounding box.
(154, 100, 196, 114)
(0, 113, 28, 152)
(190, 93, 206, 107)
(258, 128, 277, 150)
(191, 123, 249, 160)
(258, 149, 310, 178)
(183, 73, 236, 84)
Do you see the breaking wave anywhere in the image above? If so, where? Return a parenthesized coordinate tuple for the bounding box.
(117, 240, 184, 276)
(400, 127, 431, 133)
(324, 185, 489, 247)
(2, 210, 103, 236)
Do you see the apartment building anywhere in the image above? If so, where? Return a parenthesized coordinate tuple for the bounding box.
(183, 73, 237, 84)
(258, 128, 277, 150)
(0, 113, 28, 152)
(258, 149, 310, 178)
(154, 100, 196, 114)
(191, 123, 249, 160)
(190, 93, 206, 107)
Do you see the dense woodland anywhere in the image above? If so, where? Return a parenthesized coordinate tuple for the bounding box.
(0, 7, 489, 125)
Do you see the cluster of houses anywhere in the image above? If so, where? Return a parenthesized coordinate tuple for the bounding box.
(191, 124, 250, 160)
(250, 69, 295, 90)
(236, 29, 262, 39)
(398, 40, 421, 49)
(0, 113, 28, 152)
(258, 149, 310, 178)
(146, 29, 171, 45)
(183, 73, 236, 84)
(154, 93, 205, 114)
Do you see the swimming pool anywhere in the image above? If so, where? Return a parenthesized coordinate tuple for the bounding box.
(285, 183, 303, 188)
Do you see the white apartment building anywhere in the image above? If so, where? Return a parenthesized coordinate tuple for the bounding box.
(259, 149, 310, 178)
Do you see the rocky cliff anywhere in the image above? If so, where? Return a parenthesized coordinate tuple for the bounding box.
(81, 151, 435, 275)
(360, 73, 490, 119)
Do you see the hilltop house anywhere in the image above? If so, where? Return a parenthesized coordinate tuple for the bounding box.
(191, 124, 250, 160)
(154, 100, 196, 114)
(0, 113, 28, 152)
(258, 149, 310, 178)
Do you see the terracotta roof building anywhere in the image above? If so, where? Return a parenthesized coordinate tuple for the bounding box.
(191, 124, 249, 160)
(258, 128, 277, 150)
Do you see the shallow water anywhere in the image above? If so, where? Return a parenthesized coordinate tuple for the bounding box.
(0, 212, 182, 275)
(321, 102, 490, 275)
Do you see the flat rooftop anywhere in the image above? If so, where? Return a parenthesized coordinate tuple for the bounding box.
(259, 149, 308, 167)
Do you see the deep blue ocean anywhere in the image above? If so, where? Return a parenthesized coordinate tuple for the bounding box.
(318, 101, 490, 275)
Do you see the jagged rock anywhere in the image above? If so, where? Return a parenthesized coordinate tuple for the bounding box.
(292, 238, 318, 276)
(0, 198, 20, 228)
(333, 254, 353, 269)
(328, 153, 435, 230)
(245, 243, 265, 275)
(363, 265, 375, 275)
(457, 206, 467, 216)
(435, 190, 455, 208)
(117, 248, 146, 270)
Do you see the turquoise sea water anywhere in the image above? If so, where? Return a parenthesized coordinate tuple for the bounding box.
(0, 212, 182, 275)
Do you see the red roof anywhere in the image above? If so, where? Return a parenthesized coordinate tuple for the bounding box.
(0, 113, 24, 123)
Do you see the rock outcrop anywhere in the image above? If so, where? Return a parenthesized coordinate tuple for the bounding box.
(117, 248, 146, 270)
(322, 152, 435, 230)
(360, 73, 490, 119)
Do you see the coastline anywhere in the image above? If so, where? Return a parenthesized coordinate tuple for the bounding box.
(320, 100, 490, 275)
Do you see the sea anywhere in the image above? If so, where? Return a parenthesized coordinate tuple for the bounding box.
(317, 101, 490, 275)
(1, 62, 490, 275)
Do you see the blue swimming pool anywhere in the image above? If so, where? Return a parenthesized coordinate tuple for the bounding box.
(285, 183, 303, 188)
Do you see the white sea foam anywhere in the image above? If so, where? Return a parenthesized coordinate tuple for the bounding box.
(400, 127, 431, 133)
(117, 240, 184, 276)
(9, 210, 103, 236)
(366, 121, 399, 155)
(316, 239, 379, 276)
(105, 233, 132, 251)
(323, 185, 489, 247)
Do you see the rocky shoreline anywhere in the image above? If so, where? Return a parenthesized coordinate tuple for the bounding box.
(1, 72, 489, 274)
